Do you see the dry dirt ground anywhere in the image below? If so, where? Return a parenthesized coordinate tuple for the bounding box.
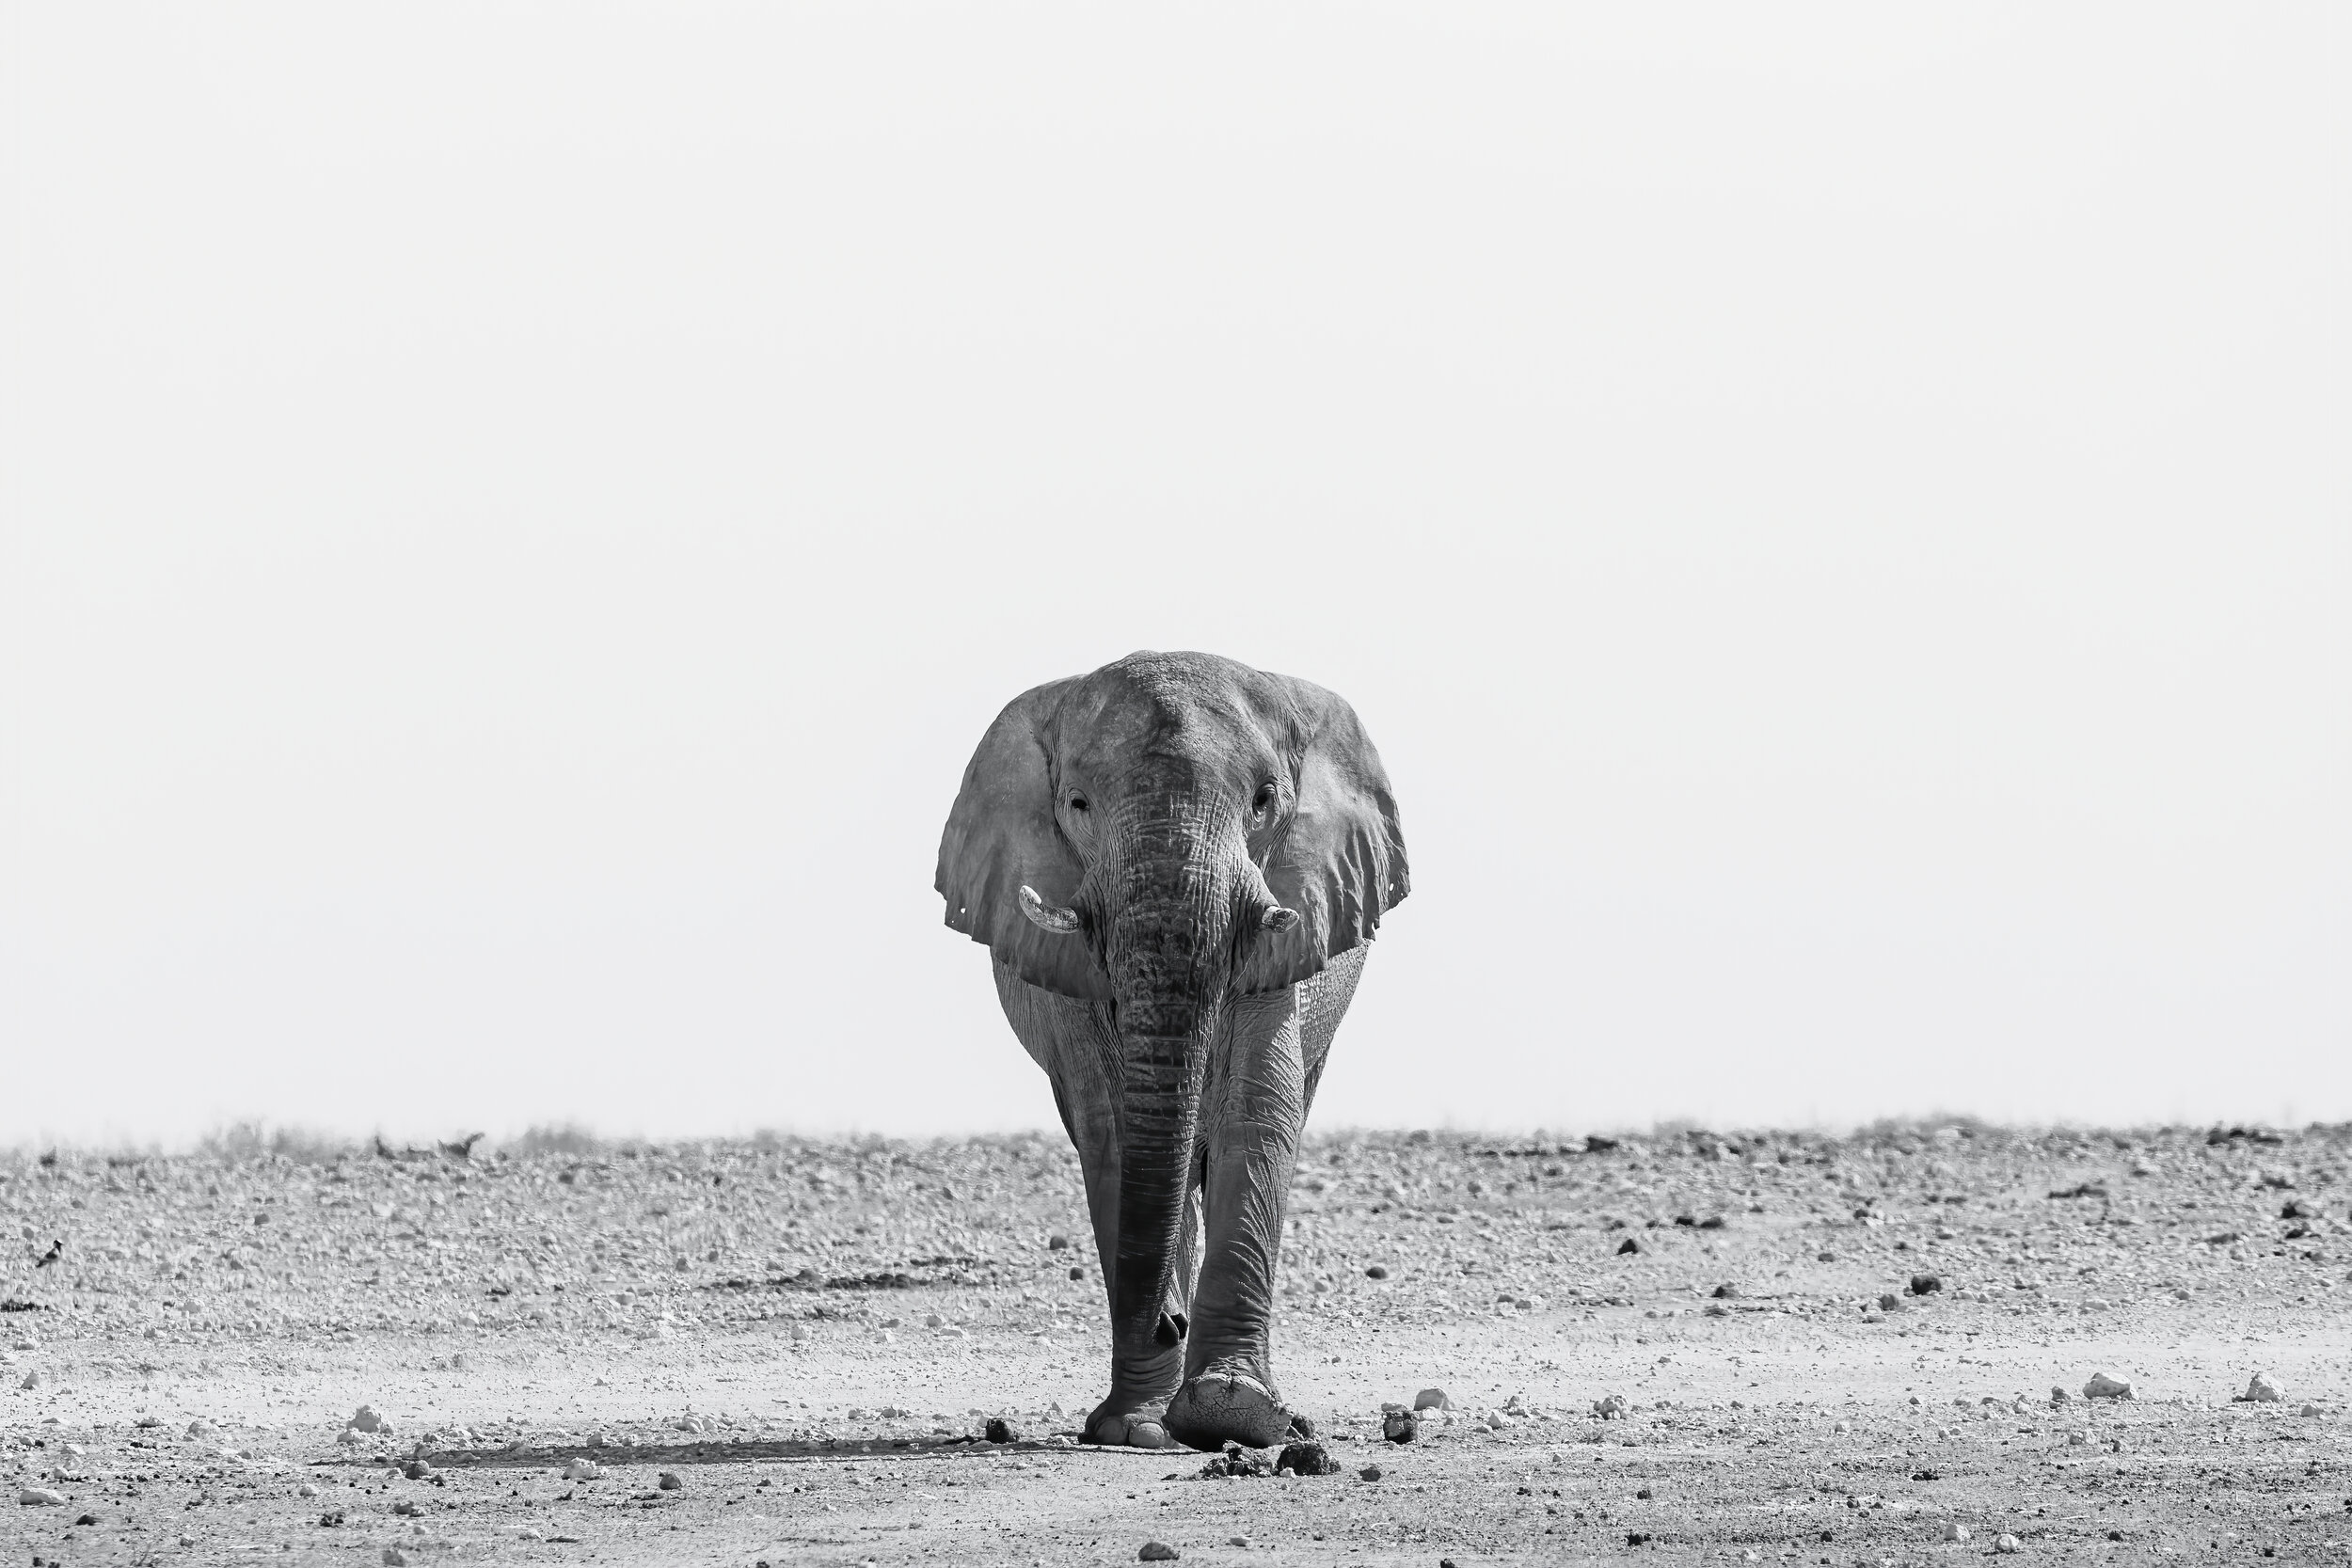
(5, 1123, 2349, 1566)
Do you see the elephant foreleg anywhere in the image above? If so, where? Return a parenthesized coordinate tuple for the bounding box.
(1162, 985, 1310, 1449)
(996, 959, 1188, 1447)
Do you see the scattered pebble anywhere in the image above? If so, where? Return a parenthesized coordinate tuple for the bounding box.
(1944, 1522, 1972, 1542)
(1138, 1542, 1179, 1561)
(984, 1417, 1020, 1444)
(2243, 1371, 2284, 1403)
(1908, 1274, 1943, 1295)
(1994, 1532, 2023, 1553)
(562, 1457, 602, 1481)
(1412, 1387, 1451, 1411)
(1617, 1239, 1641, 1256)
(348, 1405, 384, 1433)
(17, 1486, 67, 1506)
(1382, 1409, 1418, 1444)
(657, 1472, 682, 1491)
(1364, 1265, 1390, 1279)
(296, 1482, 319, 1499)
(1359, 1465, 1384, 1481)
(2082, 1373, 2134, 1401)
(1592, 1393, 1629, 1419)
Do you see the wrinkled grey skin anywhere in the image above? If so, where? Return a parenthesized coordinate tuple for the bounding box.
(937, 651, 1407, 1450)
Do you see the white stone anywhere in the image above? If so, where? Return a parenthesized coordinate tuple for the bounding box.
(2244, 1371, 2284, 1403)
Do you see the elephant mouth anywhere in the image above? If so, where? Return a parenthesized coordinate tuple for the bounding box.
(1016, 874, 1297, 940)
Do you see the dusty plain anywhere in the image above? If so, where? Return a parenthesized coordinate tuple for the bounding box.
(4, 1122, 2349, 1566)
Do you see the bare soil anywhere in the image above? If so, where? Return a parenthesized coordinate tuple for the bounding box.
(5, 1123, 2349, 1565)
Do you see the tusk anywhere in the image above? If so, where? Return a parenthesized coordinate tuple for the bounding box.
(1260, 905, 1301, 933)
(1019, 884, 1081, 935)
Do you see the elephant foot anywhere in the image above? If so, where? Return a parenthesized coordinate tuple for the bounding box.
(1083, 1398, 1171, 1449)
(1164, 1367, 1298, 1451)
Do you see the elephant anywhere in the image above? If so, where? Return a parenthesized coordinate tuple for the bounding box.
(936, 650, 1408, 1451)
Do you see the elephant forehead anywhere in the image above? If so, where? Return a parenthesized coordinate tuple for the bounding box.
(1053, 653, 1289, 778)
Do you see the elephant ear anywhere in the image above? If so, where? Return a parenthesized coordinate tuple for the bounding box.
(936, 678, 1112, 1000)
(1239, 673, 1410, 993)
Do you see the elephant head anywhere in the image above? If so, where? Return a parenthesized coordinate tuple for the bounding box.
(937, 651, 1406, 1432)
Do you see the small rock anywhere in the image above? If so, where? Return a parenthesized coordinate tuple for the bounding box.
(391, 1499, 422, 1517)
(1365, 1265, 1390, 1279)
(1592, 1393, 1629, 1419)
(384, 1550, 409, 1567)
(296, 1482, 319, 1498)
(1944, 1522, 1971, 1542)
(1278, 1441, 1339, 1475)
(1909, 1274, 1943, 1295)
(402, 1460, 434, 1480)
(1381, 1409, 1418, 1444)
(2244, 1371, 2284, 1403)
(1710, 1283, 1740, 1299)
(562, 1457, 601, 1481)
(1412, 1387, 1451, 1411)
(1616, 1239, 1641, 1256)
(985, 1417, 1020, 1444)
(2048, 1386, 2071, 1405)
(348, 1405, 384, 1433)
(1994, 1532, 2023, 1553)
(1358, 1464, 1383, 1481)
(1138, 1542, 1179, 1561)
(1227, 1538, 1248, 1547)
(2082, 1373, 2134, 1401)
(186, 1419, 215, 1437)
(74, 1511, 99, 1525)
(1048, 1233, 1070, 1249)
(1876, 1293, 1904, 1313)
(17, 1486, 67, 1506)
(657, 1471, 682, 1490)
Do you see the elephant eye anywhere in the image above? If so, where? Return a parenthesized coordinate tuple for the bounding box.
(1251, 782, 1278, 816)
(1068, 795, 1088, 815)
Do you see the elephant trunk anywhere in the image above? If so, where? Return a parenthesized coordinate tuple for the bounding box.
(1102, 793, 1238, 1378)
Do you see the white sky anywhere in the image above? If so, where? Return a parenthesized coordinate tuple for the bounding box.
(3, 6, 2344, 1147)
